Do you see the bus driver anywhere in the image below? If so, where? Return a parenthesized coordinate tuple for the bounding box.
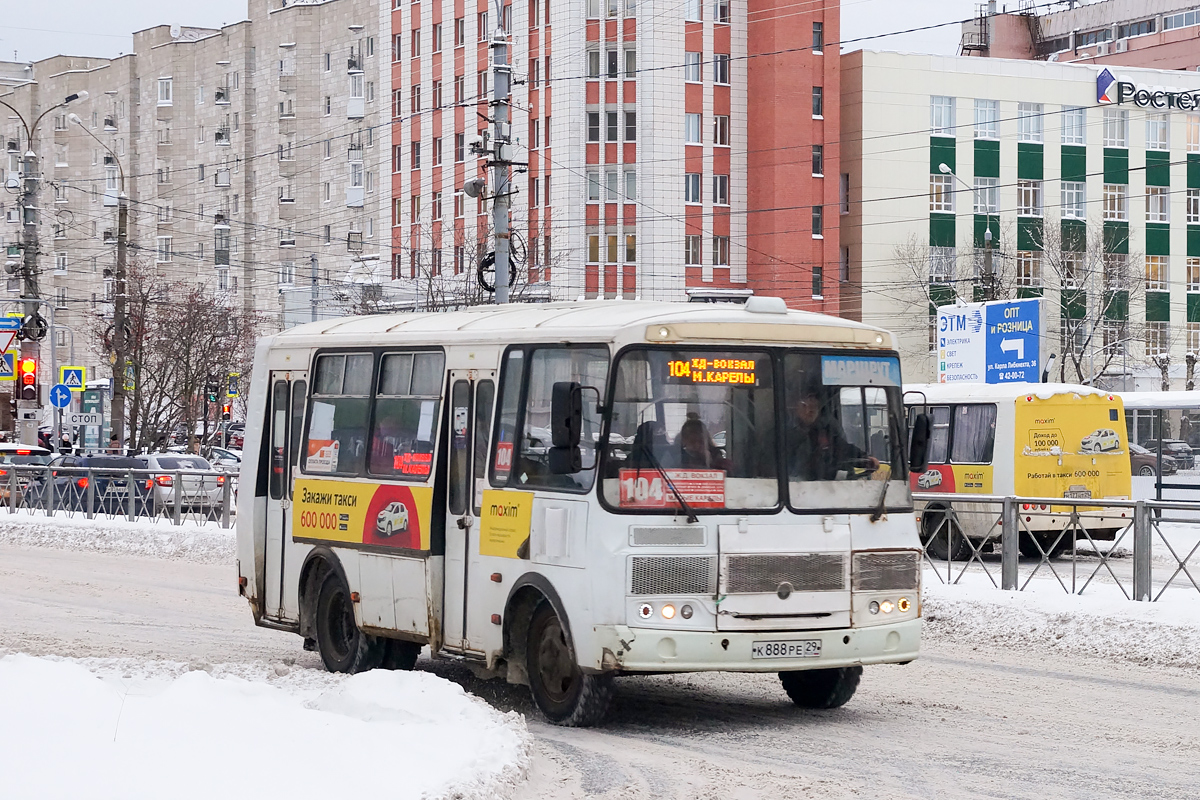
(788, 391, 878, 481)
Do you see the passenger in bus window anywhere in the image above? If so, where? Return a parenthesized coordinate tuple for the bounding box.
(788, 391, 878, 480)
(675, 413, 727, 470)
(370, 415, 402, 474)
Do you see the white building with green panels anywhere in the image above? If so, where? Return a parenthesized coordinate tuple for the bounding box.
(841, 50, 1200, 389)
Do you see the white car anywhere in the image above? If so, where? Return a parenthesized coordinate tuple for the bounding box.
(1081, 428, 1120, 453)
(916, 469, 943, 489)
(376, 501, 409, 536)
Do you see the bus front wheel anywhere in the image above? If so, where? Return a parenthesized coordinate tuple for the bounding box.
(779, 666, 862, 709)
(314, 571, 385, 674)
(526, 602, 615, 727)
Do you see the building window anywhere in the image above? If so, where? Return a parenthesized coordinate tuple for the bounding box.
(811, 206, 823, 237)
(1147, 186, 1170, 223)
(713, 54, 730, 85)
(1103, 321, 1127, 358)
(587, 170, 601, 202)
(930, 95, 954, 136)
(812, 21, 823, 52)
(929, 247, 955, 283)
(1061, 181, 1085, 219)
(812, 86, 824, 118)
(156, 236, 172, 262)
(279, 261, 295, 285)
(684, 173, 701, 204)
(1188, 258, 1200, 292)
(1104, 253, 1130, 289)
(411, 141, 421, 169)
(1017, 102, 1043, 143)
(158, 77, 173, 106)
(1016, 251, 1041, 287)
(1146, 255, 1169, 291)
(685, 235, 702, 265)
(812, 266, 823, 297)
(684, 52, 702, 83)
(685, 113, 702, 144)
(840, 174, 850, 214)
(587, 112, 600, 142)
(1189, 188, 1200, 224)
(587, 50, 601, 78)
(606, 111, 619, 141)
(713, 174, 729, 205)
(624, 111, 636, 141)
(455, 191, 465, 217)
(1103, 184, 1128, 221)
(1103, 108, 1128, 147)
(606, 49, 619, 79)
(1146, 322, 1169, 358)
(714, 115, 729, 146)
(1189, 114, 1200, 153)
(605, 170, 619, 202)
(811, 145, 824, 176)
(1189, 323, 1200, 355)
(1061, 250, 1083, 289)
(1061, 106, 1086, 145)
(973, 99, 998, 139)
(930, 173, 954, 213)
(684, 0, 701, 21)
(840, 246, 850, 281)
(1118, 19, 1155, 38)
(55, 252, 68, 272)
(1146, 113, 1170, 151)
(712, 235, 729, 266)
(455, 133, 465, 162)
(1016, 180, 1042, 217)
(974, 177, 998, 214)
(455, 16, 466, 45)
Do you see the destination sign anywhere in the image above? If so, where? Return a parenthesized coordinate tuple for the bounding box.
(666, 356, 758, 385)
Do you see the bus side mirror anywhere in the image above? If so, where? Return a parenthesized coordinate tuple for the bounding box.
(909, 413, 931, 474)
(549, 381, 582, 474)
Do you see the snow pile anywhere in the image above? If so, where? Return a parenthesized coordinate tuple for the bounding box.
(923, 577, 1200, 669)
(0, 654, 530, 800)
(0, 511, 235, 564)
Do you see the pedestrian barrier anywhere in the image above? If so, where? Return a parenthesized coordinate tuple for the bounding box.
(914, 492, 1200, 601)
(3, 464, 236, 529)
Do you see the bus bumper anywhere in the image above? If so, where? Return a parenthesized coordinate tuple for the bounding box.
(591, 618, 921, 674)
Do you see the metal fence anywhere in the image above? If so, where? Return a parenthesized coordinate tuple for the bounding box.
(914, 492, 1200, 602)
(2, 465, 235, 529)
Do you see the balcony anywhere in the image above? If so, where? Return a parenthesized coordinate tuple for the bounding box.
(102, 229, 116, 244)
(348, 56, 362, 72)
(215, 127, 231, 146)
(347, 97, 365, 119)
(347, 231, 364, 252)
(215, 87, 230, 105)
(103, 117, 117, 132)
(345, 185, 364, 207)
(348, 144, 364, 162)
(214, 170, 231, 188)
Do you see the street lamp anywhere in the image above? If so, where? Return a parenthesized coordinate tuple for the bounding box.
(68, 111, 129, 451)
(0, 87, 89, 445)
(938, 162, 996, 301)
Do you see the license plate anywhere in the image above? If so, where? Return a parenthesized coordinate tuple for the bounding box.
(751, 639, 822, 659)
(1064, 489, 1092, 499)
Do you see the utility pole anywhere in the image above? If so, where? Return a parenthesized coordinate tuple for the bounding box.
(491, 19, 512, 304)
(310, 254, 319, 322)
(0, 89, 89, 445)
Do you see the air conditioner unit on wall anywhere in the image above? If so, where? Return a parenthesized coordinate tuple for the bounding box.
(1115, 39, 1128, 52)
(1096, 42, 1110, 56)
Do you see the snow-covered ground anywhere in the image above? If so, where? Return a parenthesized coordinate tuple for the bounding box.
(0, 653, 530, 800)
(0, 509, 234, 564)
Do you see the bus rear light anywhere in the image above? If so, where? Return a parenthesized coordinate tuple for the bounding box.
(1022, 503, 1031, 510)
(15, 449, 29, 455)
(216, 475, 226, 485)
(490, 614, 501, 625)
(0, 469, 7, 477)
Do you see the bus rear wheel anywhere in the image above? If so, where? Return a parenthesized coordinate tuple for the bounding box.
(921, 509, 969, 561)
(526, 602, 614, 727)
(779, 666, 862, 709)
(314, 571, 384, 674)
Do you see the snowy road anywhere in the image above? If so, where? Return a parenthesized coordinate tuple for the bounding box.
(1, 543, 1197, 799)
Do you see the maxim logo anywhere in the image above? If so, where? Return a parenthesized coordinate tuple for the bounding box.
(1098, 67, 1200, 109)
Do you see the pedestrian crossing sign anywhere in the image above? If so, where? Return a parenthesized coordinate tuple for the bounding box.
(60, 366, 85, 391)
(0, 351, 14, 382)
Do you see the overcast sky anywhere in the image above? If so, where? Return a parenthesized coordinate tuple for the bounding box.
(4, 0, 972, 64)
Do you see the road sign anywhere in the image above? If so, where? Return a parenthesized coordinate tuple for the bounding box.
(60, 366, 85, 390)
(49, 383, 72, 409)
(0, 316, 20, 354)
(937, 298, 1043, 384)
(0, 350, 14, 382)
(67, 411, 103, 426)
(227, 372, 240, 398)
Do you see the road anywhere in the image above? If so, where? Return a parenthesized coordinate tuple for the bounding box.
(1, 543, 1197, 799)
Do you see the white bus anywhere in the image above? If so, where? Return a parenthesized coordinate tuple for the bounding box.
(905, 383, 1133, 559)
(236, 299, 928, 726)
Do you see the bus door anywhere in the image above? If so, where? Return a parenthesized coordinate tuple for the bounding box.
(264, 371, 307, 621)
(441, 370, 496, 653)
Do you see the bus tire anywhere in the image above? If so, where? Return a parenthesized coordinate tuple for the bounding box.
(921, 509, 969, 561)
(314, 571, 385, 674)
(779, 666, 862, 709)
(380, 638, 422, 671)
(1017, 533, 1042, 559)
(526, 601, 614, 727)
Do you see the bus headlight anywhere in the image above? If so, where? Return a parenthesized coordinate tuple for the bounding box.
(680, 604, 693, 619)
(879, 600, 895, 614)
(661, 604, 676, 620)
(869, 601, 880, 615)
(898, 597, 911, 613)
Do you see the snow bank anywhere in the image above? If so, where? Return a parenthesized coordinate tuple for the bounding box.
(0, 654, 530, 800)
(923, 577, 1200, 669)
(0, 511, 235, 564)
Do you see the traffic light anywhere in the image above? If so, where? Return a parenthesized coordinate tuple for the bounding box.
(205, 380, 219, 403)
(221, 402, 231, 421)
(18, 358, 37, 402)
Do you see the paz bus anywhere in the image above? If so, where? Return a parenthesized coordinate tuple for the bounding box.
(235, 298, 930, 726)
(905, 383, 1133, 560)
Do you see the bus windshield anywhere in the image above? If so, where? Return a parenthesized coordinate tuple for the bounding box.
(600, 348, 911, 513)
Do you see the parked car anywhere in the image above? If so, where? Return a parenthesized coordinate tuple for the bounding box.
(0, 445, 53, 502)
(206, 446, 242, 473)
(137, 453, 226, 514)
(1129, 442, 1177, 477)
(1141, 439, 1195, 470)
(209, 422, 244, 449)
(23, 455, 154, 514)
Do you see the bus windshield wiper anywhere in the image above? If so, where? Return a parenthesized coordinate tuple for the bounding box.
(635, 445, 698, 524)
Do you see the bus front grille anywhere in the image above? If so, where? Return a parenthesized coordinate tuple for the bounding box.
(630, 556, 718, 595)
(852, 551, 920, 592)
(723, 554, 846, 594)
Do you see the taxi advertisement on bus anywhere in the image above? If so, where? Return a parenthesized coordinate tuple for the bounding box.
(1012, 391, 1130, 501)
(292, 478, 434, 551)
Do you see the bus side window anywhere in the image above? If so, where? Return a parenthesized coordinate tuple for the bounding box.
(909, 406, 950, 464)
(304, 353, 373, 475)
(491, 349, 525, 486)
(950, 404, 997, 464)
(518, 346, 609, 491)
(369, 351, 445, 479)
